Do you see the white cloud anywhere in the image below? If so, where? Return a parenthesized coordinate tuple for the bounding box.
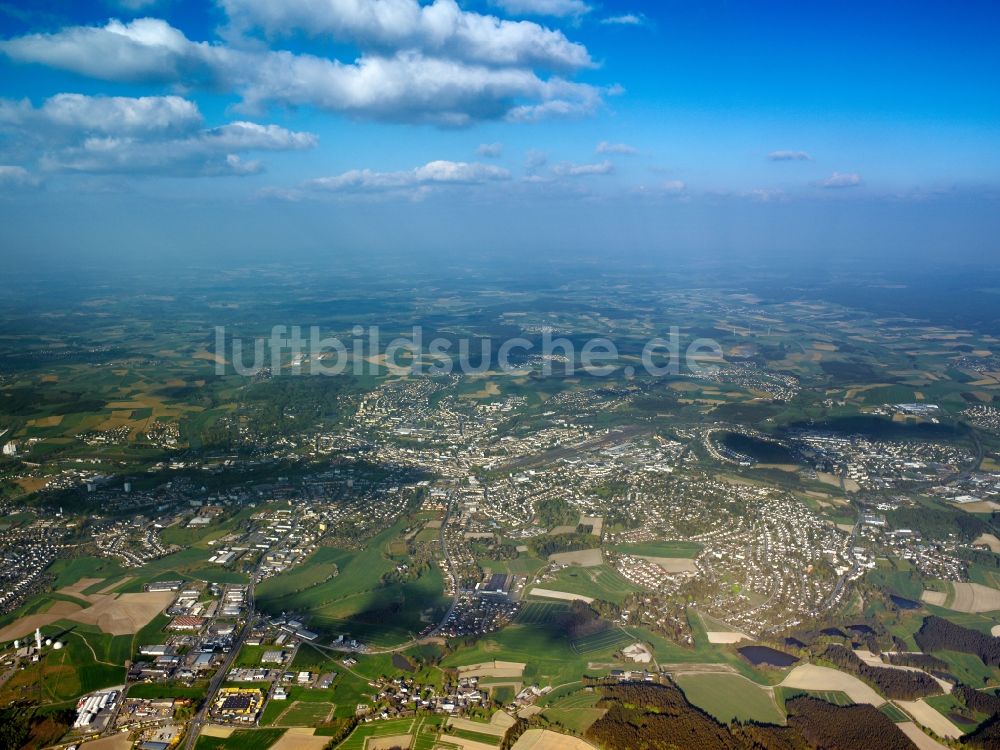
(0, 93, 202, 135)
(0, 19, 603, 126)
(220, 0, 592, 71)
(821, 171, 861, 188)
(600, 13, 647, 26)
(240, 50, 602, 126)
(0, 165, 40, 188)
(489, 0, 591, 18)
(40, 121, 316, 176)
(596, 140, 637, 155)
(0, 18, 212, 82)
(305, 159, 510, 195)
(768, 150, 811, 161)
(552, 159, 613, 176)
(477, 142, 503, 157)
(659, 179, 685, 193)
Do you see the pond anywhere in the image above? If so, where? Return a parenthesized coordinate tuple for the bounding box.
(890, 594, 922, 610)
(738, 646, 799, 668)
(719, 432, 797, 464)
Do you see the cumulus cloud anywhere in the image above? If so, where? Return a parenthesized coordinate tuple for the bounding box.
(768, 150, 812, 161)
(0, 165, 40, 188)
(304, 159, 511, 195)
(477, 142, 503, 157)
(0, 93, 202, 136)
(0, 91, 314, 177)
(552, 159, 613, 176)
(659, 179, 685, 193)
(489, 0, 591, 18)
(600, 13, 647, 26)
(42, 120, 315, 176)
(220, 0, 592, 71)
(0, 18, 602, 126)
(0, 18, 215, 83)
(821, 171, 861, 188)
(596, 140, 637, 155)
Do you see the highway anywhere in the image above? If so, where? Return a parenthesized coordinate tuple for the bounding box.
(182, 577, 259, 750)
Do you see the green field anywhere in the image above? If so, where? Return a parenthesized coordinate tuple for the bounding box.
(0, 619, 131, 705)
(444, 727, 500, 746)
(274, 700, 334, 726)
(674, 673, 784, 724)
(879, 702, 910, 723)
(515, 601, 571, 625)
(195, 729, 286, 750)
(775, 687, 853, 707)
(571, 627, 632, 655)
(442, 618, 627, 688)
(540, 689, 605, 734)
(256, 520, 448, 646)
(542, 564, 643, 604)
(337, 717, 420, 750)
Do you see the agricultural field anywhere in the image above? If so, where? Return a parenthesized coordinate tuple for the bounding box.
(539, 690, 606, 734)
(336, 717, 427, 750)
(674, 673, 784, 724)
(607, 541, 703, 558)
(540, 565, 643, 605)
(570, 628, 632, 656)
(271, 701, 335, 727)
(515, 601, 571, 626)
(196, 729, 287, 750)
(256, 520, 448, 646)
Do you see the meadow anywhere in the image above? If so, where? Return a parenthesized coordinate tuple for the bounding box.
(673, 672, 784, 724)
(256, 520, 447, 646)
(540, 565, 643, 605)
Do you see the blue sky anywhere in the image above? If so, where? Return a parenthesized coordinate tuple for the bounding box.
(0, 0, 998, 267)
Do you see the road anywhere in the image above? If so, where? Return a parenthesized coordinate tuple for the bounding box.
(182, 578, 259, 750)
(357, 489, 462, 654)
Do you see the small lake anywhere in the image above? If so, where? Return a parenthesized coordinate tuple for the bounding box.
(719, 432, 796, 464)
(890, 594, 922, 610)
(847, 624, 875, 635)
(738, 646, 799, 668)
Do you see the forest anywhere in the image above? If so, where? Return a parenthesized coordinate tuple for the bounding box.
(915, 616, 1000, 667)
(583, 682, 917, 750)
(821, 645, 941, 700)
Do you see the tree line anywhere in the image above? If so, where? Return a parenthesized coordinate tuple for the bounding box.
(821, 644, 941, 700)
